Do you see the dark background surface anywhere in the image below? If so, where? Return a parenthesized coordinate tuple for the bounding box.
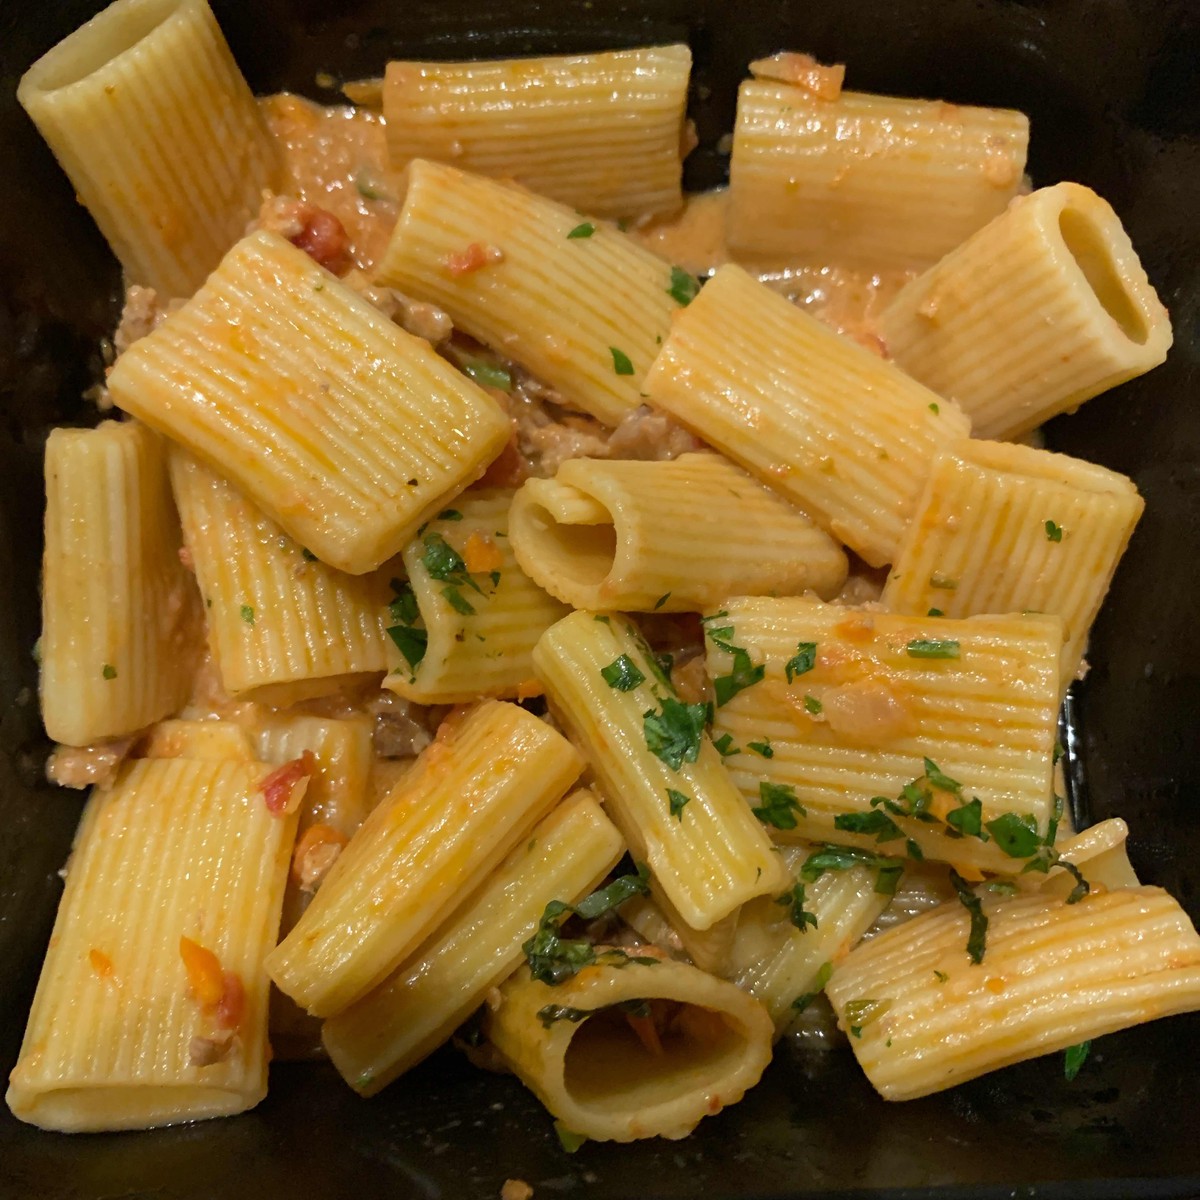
(1, 1, 1198, 1197)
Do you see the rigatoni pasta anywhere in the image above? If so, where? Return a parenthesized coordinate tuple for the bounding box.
(384, 489, 569, 703)
(17, 0, 278, 297)
(642, 264, 971, 566)
(879, 183, 1173, 440)
(41, 420, 200, 746)
(322, 789, 623, 1095)
(266, 702, 583, 1017)
(374, 159, 690, 426)
(727, 82, 1028, 270)
(508, 453, 848, 612)
(382, 46, 692, 219)
(881, 439, 1144, 686)
(5, 758, 298, 1131)
(108, 230, 510, 575)
(169, 449, 393, 699)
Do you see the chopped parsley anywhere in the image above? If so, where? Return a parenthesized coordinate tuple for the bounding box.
(712, 733, 740, 758)
(803, 694, 823, 715)
(752, 781, 806, 830)
(927, 607, 944, 617)
(653, 592, 671, 610)
(985, 812, 1042, 859)
(844, 998, 891, 1039)
(667, 265, 700, 306)
(792, 961, 833, 1012)
(835, 809, 904, 843)
(776, 881, 818, 932)
(438, 509, 463, 521)
(642, 696, 708, 770)
(928, 402, 940, 414)
(385, 578, 428, 673)
(461, 359, 513, 392)
(101, 664, 117, 680)
(610, 347, 635, 375)
(785, 641, 817, 682)
(421, 531, 496, 615)
(301, 547, 318, 562)
(747, 739, 774, 758)
(566, 222, 595, 239)
(933, 969, 949, 983)
(555, 1122, 588, 1153)
(667, 788, 691, 821)
(601, 654, 646, 691)
(1064, 1040, 1091, 1081)
(800, 844, 905, 895)
(713, 647, 764, 706)
(906, 638, 960, 659)
(949, 868, 988, 964)
(537, 1004, 590, 1028)
(240, 604, 255, 626)
(946, 796, 984, 838)
(1045, 520, 1064, 542)
(523, 865, 653, 986)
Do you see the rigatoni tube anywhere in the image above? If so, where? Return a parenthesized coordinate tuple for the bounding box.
(881, 438, 1143, 688)
(485, 956, 774, 1142)
(6, 759, 298, 1131)
(707, 597, 1062, 876)
(17, 0, 278, 297)
(384, 488, 568, 704)
(382, 46, 691, 220)
(533, 611, 783, 931)
(108, 230, 510, 575)
(41, 420, 201, 747)
(508, 453, 847, 613)
(322, 789, 623, 1095)
(879, 183, 1173, 440)
(266, 701, 583, 1017)
(169, 450, 393, 700)
(825, 887, 1200, 1100)
(642, 264, 970, 567)
(375, 160, 689, 426)
(727, 83, 1027, 270)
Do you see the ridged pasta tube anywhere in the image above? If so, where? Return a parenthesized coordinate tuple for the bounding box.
(533, 611, 784, 931)
(881, 438, 1143, 687)
(826, 886, 1200, 1100)
(707, 597, 1062, 876)
(322, 790, 623, 1095)
(375, 160, 688, 426)
(266, 701, 583, 1017)
(382, 46, 691, 219)
(6, 759, 298, 1131)
(169, 450, 393, 700)
(727, 83, 1028, 270)
(508, 453, 848, 613)
(642, 264, 970, 567)
(17, 0, 278, 297)
(384, 488, 568, 704)
(485, 956, 774, 1142)
(879, 183, 1173, 440)
(41, 421, 200, 746)
(108, 230, 511, 575)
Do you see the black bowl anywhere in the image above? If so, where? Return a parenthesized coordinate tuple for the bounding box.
(1, 2, 1198, 1197)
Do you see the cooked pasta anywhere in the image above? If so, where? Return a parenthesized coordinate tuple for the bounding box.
(381, 46, 691, 219)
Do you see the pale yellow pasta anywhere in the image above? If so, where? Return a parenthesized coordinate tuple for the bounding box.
(17, 0, 278, 297)
(1018, 818, 1140, 900)
(138, 719, 255, 761)
(41, 421, 200, 747)
(730, 845, 890, 1033)
(881, 439, 1144, 686)
(6, 759, 297, 1131)
(708, 597, 1062, 876)
(533, 611, 784, 931)
(727, 82, 1027, 270)
(266, 701, 583, 1017)
(382, 46, 691, 219)
(642, 264, 971, 567)
(375, 159, 687, 426)
(825, 886, 1200, 1100)
(169, 450, 393, 699)
(384, 489, 568, 704)
(646, 884, 739, 978)
(485, 956, 774, 1142)
(508, 453, 848, 613)
(879, 184, 1173, 440)
(322, 789, 623, 1096)
(108, 230, 510, 574)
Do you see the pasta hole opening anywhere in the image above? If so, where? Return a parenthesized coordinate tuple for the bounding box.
(27, 0, 186, 93)
(14, 1083, 243, 1131)
(1058, 206, 1149, 345)
(523, 503, 616, 591)
(561, 1000, 742, 1115)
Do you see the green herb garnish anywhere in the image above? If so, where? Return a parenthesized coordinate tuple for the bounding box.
(713, 647, 765, 707)
(567, 222, 595, 239)
(785, 641, 817, 682)
(948, 868, 988, 964)
(461, 359, 513, 392)
(906, 638, 960, 660)
(792, 961, 834, 1012)
(101, 663, 117, 680)
(1045, 520, 1064, 542)
(803, 694, 823, 714)
(601, 654, 646, 691)
(1064, 1040, 1091, 1081)
(747, 739, 774, 758)
(240, 604, 255, 626)
(667, 788, 691, 821)
(752, 781, 806, 830)
(610, 347, 634, 375)
(643, 696, 708, 770)
(712, 733, 740, 758)
(776, 881, 818, 932)
(667, 265, 700, 306)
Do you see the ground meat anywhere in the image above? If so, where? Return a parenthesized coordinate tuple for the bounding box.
(45, 738, 134, 789)
(748, 52, 845, 100)
(252, 194, 351, 274)
(366, 692, 445, 758)
(605, 405, 703, 461)
(342, 270, 454, 344)
(188, 1033, 235, 1067)
(113, 285, 169, 354)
